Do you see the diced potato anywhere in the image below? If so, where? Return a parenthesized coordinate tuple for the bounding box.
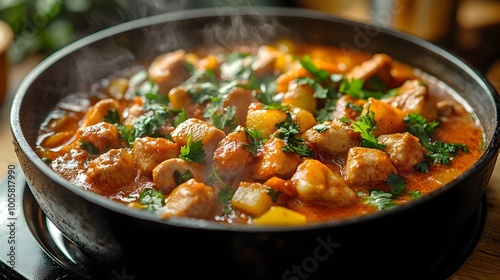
(288, 105, 317, 134)
(282, 82, 317, 113)
(168, 87, 200, 118)
(253, 206, 307, 226)
(246, 108, 287, 139)
(231, 182, 275, 217)
(362, 97, 406, 136)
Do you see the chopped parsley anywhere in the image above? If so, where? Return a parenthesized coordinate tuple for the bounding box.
(103, 109, 120, 124)
(361, 190, 398, 210)
(313, 123, 329, 133)
(404, 113, 468, 164)
(386, 173, 406, 195)
(80, 140, 100, 155)
(408, 190, 422, 199)
(352, 109, 386, 150)
(139, 188, 165, 211)
(274, 113, 313, 157)
(135, 80, 169, 105)
(298, 54, 330, 81)
(212, 165, 235, 215)
(173, 169, 194, 185)
(116, 103, 180, 146)
(339, 78, 397, 100)
(244, 127, 265, 156)
(179, 134, 206, 163)
(266, 188, 281, 203)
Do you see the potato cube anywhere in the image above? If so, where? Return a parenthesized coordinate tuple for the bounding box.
(246, 108, 287, 139)
(362, 97, 406, 136)
(253, 206, 307, 226)
(231, 182, 275, 217)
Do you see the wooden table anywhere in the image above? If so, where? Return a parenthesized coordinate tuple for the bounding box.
(1, 53, 500, 279)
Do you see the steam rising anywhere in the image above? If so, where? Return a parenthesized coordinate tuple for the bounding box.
(64, 1, 286, 93)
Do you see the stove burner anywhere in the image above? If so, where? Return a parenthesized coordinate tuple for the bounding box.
(0, 172, 488, 280)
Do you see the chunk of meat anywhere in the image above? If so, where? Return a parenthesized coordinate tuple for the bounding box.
(86, 148, 135, 194)
(345, 53, 393, 87)
(343, 147, 397, 186)
(223, 87, 257, 127)
(80, 99, 120, 128)
(132, 137, 180, 175)
(124, 103, 144, 125)
(332, 95, 366, 121)
(152, 158, 205, 194)
(383, 79, 438, 121)
(378, 133, 426, 172)
(436, 99, 468, 117)
(213, 128, 253, 180)
(252, 137, 301, 181)
(160, 178, 216, 219)
(302, 120, 360, 159)
(148, 49, 190, 94)
(171, 118, 226, 161)
(78, 122, 121, 154)
(251, 45, 281, 77)
(291, 159, 356, 206)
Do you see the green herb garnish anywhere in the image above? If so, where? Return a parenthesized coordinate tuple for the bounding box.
(139, 188, 165, 211)
(404, 113, 468, 164)
(274, 113, 313, 157)
(179, 134, 206, 163)
(352, 109, 386, 150)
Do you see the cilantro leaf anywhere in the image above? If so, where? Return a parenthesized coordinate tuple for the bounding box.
(352, 109, 386, 150)
(274, 113, 313, 157)
(298, 55, 330, 81)
(244, 128, 265, 156)
(116, 103, 176, 146)
(408, 190, 422, 199)
(313, 123, 329, 133)
(266, 188, 281, 203)
(362, 190, 398, 210)
(139, 188, 165, 211)
(295, 77, 329, 99)
(80, 140, 100, 155)
(104, 109, 120, 124)
(179, 134, 206, 163)
(339, 78, 397, 100)
(404, 113, 468, 164)
(386, 173, 406, 195)
(315, 98, 337, 123)
(212, 165, 235, 210)
(173, 169, 194, 185)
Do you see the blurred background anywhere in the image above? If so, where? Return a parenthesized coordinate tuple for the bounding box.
(0, 0, 499, 104)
